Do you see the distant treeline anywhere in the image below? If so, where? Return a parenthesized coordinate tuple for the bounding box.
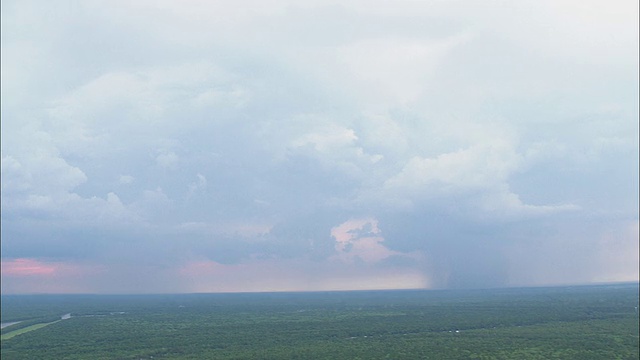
(1, 283, 638, 359)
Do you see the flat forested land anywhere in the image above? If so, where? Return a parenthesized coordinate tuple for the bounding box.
(1, 284, 638, 359)
(1, 321, 61, 341)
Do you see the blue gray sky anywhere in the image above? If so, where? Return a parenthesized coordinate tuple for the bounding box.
(1, 0, 638, 294)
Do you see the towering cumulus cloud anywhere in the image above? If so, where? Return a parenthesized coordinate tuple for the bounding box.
(1, 0, 638, 293)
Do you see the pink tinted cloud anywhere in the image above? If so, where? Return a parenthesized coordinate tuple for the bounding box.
(330, 218, 401, 263)
(179, 260, 226, 276)
(1, 258, 58, 276)
(1, 258, 109, 294)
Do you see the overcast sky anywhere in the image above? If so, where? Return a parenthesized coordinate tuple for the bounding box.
(1, 0, 638, 294)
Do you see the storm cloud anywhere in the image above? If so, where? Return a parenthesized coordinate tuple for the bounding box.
(1, 0, 638, 293)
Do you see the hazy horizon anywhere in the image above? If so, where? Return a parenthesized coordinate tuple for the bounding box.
(2, 0, 638, 295)
(2, 280, 638, 297)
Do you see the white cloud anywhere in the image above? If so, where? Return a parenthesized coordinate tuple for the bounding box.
(292, 124, 357, 152)
(1, 149, 87, 200)
(118, 175, 135, 184)
(1, 155, 32, 193)
(476, 187, 580, 218)
(288, 122, 384, 180)
(155, 151, 179, 169)
(141, 187, 170, 205)
(336, 34, 472, 105)
(380, 136, 522, 204)
(1, 151, 139, 226)
(187, 173, 207, 198)
(192, 86, 249, 108)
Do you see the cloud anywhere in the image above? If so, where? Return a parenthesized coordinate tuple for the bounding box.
(332, 218, 388, 261)
(156, 151, 179, 169)
(0, 258, 107, 294)
(1, 258, 57, 276)
(1, 150, 87, 199)
(335, 34, 473, 105)
(1, 0, 637, 293)
(384, 142, 520, 194)
(330, 218, 417, 264)
(186, 173, 207, 197)
(178, 221, 271, 238)
(118, 175, 135, 184)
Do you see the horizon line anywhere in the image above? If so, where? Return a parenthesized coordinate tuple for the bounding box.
(1, 281, 638, 297)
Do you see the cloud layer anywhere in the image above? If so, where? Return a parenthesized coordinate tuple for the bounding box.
(1, 0, 638, 293)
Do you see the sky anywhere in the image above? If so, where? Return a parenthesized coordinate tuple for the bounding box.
(1, 0, 638, 294)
